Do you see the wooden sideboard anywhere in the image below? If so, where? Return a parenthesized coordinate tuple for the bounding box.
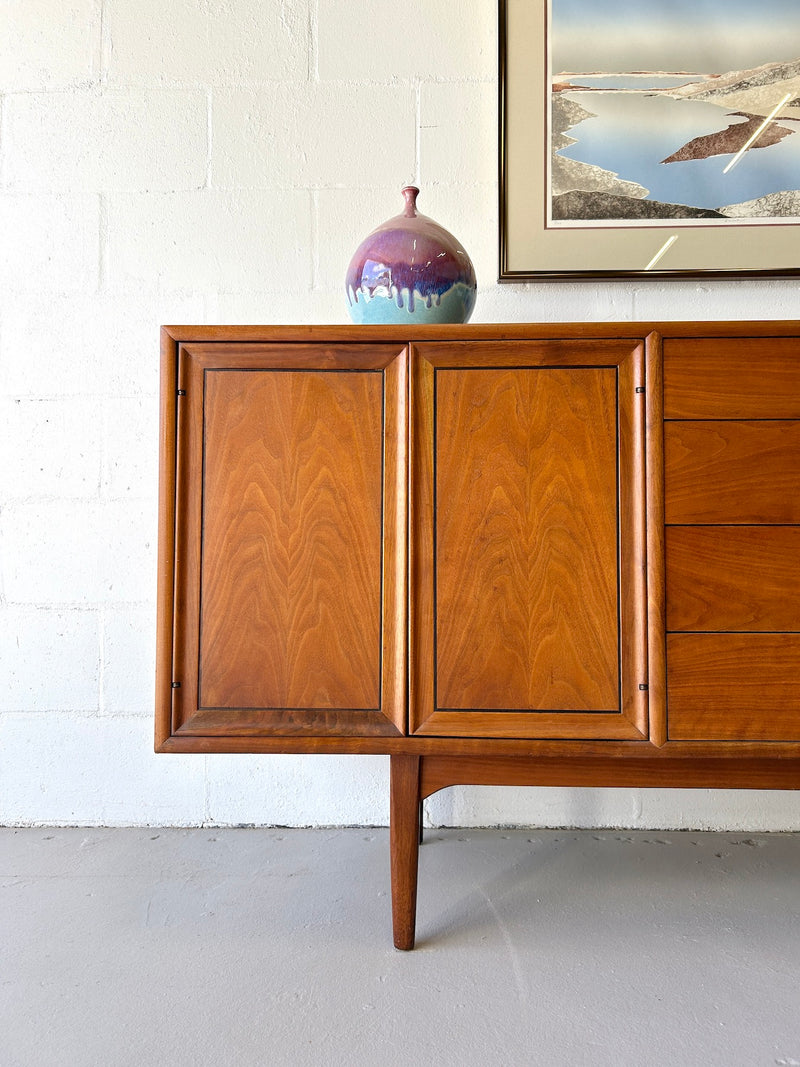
(156, 322, 800, 949)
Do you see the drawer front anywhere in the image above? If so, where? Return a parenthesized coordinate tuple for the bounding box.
(664, 421, 800, 524)
(668, 634, 800, 741)
(664, 337, 800, 419)
(666, 526, 800, 632)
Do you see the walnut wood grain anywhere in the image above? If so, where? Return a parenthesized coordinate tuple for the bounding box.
(200, 369, 383, 709)
(664, 420, 800, 524)
(666, 526, 800, 632)
(155, 331, 180, 750)
(162, 322, 800, 345)
(410, 340, 649, 739)
(170, 343, 407, 737)
(390, 755, 421, 951)
(667, 634, 800, 740)
(436, 365, 619, 710)
(644, 333, 667, 746)
(418, 754, 800, 796)
(664, 337, 800, 419)
(157, 732, 800, 763)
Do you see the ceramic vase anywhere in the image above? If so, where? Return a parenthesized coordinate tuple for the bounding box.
(346, 186, 477, 324)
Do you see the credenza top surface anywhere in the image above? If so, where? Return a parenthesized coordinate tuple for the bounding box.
(162, 321, 800, 345)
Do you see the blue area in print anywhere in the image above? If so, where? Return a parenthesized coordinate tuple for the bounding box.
(560, 91, 800, 209)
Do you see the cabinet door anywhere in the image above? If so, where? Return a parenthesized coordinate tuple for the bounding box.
(166, 343, 407, 739)
(410, 340, 650, 739)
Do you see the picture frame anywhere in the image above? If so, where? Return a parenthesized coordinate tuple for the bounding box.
(499, 0, 800, 279)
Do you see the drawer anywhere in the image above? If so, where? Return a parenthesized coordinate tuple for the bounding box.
(668, 634, 800, 741)
(666, 526, 800, 632)
(664, 421, 800, 524)
(664, 337, 800, 419)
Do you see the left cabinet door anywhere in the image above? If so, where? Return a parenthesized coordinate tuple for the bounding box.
(157, 342, 407, 745)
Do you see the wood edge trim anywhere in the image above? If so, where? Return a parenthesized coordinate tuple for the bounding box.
(153, 735, 800, 757)
(410, 715, 648, 740)
(383, 348, 409, 733)
(155, 333, 179, 750)
(645, 332, 667, 746)
(618, 342, 649, 735)
(177, 342, 408, 370)
(175, 712, 404, 738)
(411, 337, 647, 367)
(419, 755, 800, 798)
(159, 323, 800, 345)
(408, 347, 435, 734)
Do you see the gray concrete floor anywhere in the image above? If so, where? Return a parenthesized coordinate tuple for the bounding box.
(2, 827, 800, 1067)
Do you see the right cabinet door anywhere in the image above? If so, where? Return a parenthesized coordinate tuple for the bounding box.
(410, 339, 650, 740)
(664, 335, 800, 741)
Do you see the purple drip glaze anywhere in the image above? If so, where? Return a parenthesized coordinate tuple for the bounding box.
(346, 186, 476, 318)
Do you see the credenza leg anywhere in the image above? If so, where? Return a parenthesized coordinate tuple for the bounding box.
(390, 754, 421, 951)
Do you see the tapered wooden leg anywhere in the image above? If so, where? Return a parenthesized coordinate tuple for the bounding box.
(390, 754, 421, 950)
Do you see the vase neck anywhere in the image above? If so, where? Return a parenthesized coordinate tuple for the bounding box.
(402, 186, 420, 218)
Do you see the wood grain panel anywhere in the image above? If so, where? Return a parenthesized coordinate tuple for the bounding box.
(155, 331, 180, 749)
(158, 730, 800, 763)
(199, 369, 383, 709)
(664, 337, 800, 419)
(162, 322, 800, 346)
(418, 754, 800, 795)
(435, 366, 620, 711)
(668, 634, 800, 740)
(667, 526, 800, 632)
(664, 421, 800, 524)
(410, 340, 649, 740)
(167, 342, 407, 739)
(644, 332, 667, 746)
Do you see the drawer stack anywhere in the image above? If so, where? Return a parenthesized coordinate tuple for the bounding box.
(663, 337, 800, 741)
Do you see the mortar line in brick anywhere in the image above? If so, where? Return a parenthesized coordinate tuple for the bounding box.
(98, 193, 108, 293)
(310, 0, 319, 82)
(206, 89, 213, 189)
(311, 189, 319, 289)
(98, 605, 107, 716)
(414, 81, 422, 186)
(99, 0, 109, 86)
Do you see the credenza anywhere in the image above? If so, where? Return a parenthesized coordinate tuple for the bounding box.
(156, 322, 800, 948)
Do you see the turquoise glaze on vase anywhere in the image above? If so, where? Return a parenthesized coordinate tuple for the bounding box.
(346, 186, 477, 324)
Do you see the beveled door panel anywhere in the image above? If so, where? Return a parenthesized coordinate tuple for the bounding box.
(436, 366, 619, 710)
(171, 343, 407, 737)
(410, 340, 650, 739)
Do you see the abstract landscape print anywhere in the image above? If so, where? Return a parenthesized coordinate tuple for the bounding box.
(549, 0, 800, 227)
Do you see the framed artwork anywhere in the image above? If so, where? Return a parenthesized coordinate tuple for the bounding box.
(500, 0, 800, 278)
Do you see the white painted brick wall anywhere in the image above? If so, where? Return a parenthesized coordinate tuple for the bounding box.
(105, 189, 313, 291)
(104, 0, 311, 87)
(2, 0, 799, 830)
(211, 85, 417, 189)
(1, 90, 209, 193)
(0, 194, 100, 292)
(1, 0, 101, 91)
